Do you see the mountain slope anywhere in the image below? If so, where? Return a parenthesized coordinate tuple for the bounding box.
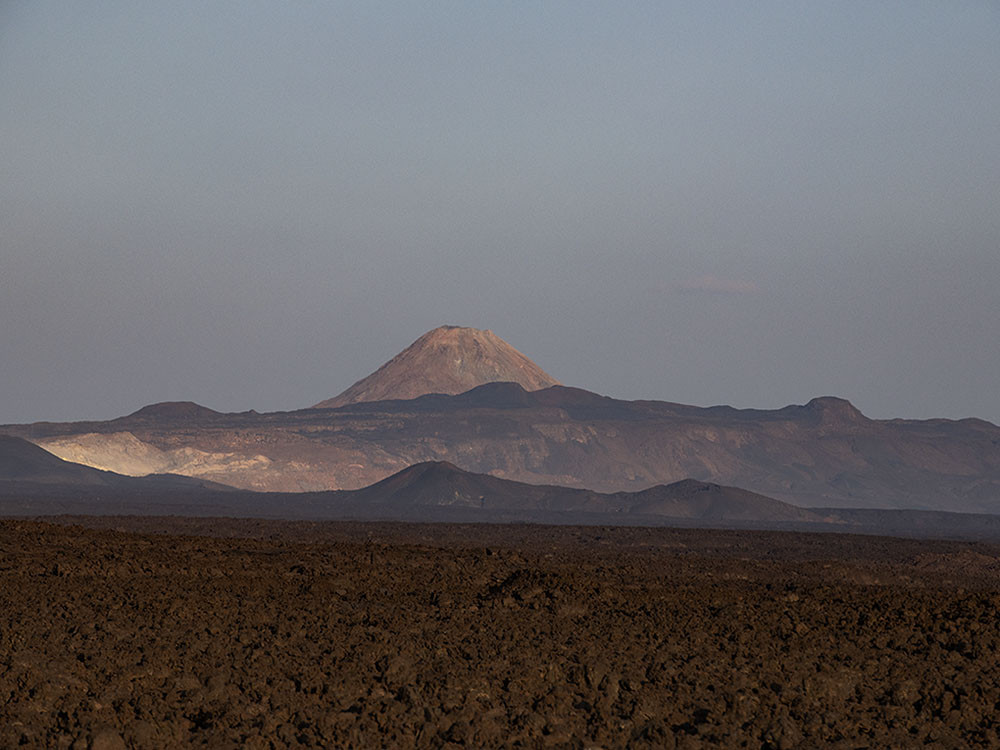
(313, 326, 559, 408)
(4, 385, 999, 512)
(0, 435, 230, 493)
(0, 436, 820, 524)
(0, 435, 123, 486)
(347, 460, 608, 513)
(345, 461, 823, 521)
(625, 479, 822, 521)
(8, 444, 1000, 539)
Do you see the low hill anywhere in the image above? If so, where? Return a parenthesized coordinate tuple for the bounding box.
(345, 461, 823, 522)
(625, 479, 822, 522)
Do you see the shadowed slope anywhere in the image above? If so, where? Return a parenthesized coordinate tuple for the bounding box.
(627, 479, 822, 522)
(0, 435, 231, 492)
(7, 445, 1000, 538)
(0, 435, 121, 486)
(0, 438, 818, 524)
(345, 461, 824, 522)
(123, 402, 221, 421)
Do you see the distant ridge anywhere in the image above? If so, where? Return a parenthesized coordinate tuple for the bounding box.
(0, 436, 814, 523)
(626, 478, 821, 522)
(7, 444, 1000, 538)
(121, 402, 220, 422)
(313, 326, 559, 408)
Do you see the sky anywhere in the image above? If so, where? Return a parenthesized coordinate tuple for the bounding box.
(2, 2, 999, 425)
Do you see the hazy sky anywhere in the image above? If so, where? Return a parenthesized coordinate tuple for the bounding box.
(2, 2, 999, 425)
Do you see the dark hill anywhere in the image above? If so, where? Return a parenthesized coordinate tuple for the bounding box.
(626, 479, 821, 522)
(119, 401, 221, 423)
(346, 461, 606, 512)
(344, 461, 823, 522)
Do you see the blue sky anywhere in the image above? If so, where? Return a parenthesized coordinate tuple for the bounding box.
(2, 2, 999, 423)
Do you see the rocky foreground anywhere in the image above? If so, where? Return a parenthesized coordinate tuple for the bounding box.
(3, 519, 1000, 748)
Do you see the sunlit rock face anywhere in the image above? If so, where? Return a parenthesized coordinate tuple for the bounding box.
(313, 325, 560, 409)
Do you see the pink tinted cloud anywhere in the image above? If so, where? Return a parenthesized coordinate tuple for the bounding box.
(675, 275, 759, 295)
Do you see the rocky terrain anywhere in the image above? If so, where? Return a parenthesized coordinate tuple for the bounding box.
(4, 518, 1000, 748)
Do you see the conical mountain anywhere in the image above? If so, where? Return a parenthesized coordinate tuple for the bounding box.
(313, 325, 560, 408)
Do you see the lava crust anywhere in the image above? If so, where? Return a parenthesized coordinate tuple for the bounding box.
(3, 519, 1000, 748)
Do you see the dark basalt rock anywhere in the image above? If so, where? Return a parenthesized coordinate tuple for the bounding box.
(4, 518, 1000, 748)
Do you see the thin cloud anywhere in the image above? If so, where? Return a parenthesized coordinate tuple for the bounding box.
(675, 275, 760, 295)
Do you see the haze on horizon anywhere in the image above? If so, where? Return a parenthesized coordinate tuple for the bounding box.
(2, 2, 998, 426)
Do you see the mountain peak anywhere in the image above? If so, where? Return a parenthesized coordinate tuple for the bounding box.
(313, 326, 560, 408)
(122, 401, 220, 421)
(802, 396, 867, 425)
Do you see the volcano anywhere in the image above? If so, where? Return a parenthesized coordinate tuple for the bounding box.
(313, 325, 560, 408)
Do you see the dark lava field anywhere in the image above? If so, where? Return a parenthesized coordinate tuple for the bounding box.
(4, 518, 1000, 748)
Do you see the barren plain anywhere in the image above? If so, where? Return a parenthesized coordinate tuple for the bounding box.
(4, 518, 1000, 748)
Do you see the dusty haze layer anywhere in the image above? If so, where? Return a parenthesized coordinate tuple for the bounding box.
(314, 326, 560, 408)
